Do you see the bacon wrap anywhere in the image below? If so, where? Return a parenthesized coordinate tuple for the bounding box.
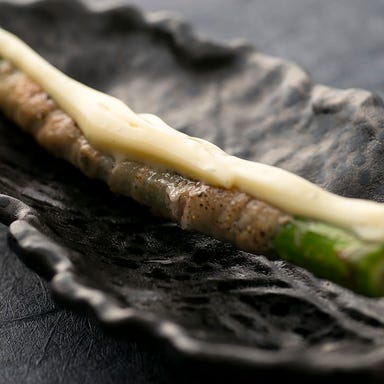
(0, 58, 291, 255)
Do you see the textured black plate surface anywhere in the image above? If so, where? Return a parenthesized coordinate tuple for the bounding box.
(2, 0, 384, 382)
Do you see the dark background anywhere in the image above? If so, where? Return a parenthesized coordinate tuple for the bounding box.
(1, 1, 384, 383)
(127, 0, 384, 98)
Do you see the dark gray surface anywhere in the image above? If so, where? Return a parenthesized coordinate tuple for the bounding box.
(2, 1, 384, 383)
(124, 0, 384, 98)
(0, 222, 169, 384)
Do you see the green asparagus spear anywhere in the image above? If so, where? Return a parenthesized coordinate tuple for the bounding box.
(274, 218, 384, 297)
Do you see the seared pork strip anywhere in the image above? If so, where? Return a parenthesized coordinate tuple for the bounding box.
(0, 58, 290, 255)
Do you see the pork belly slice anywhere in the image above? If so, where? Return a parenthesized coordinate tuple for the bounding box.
(0, 58, 290, 254)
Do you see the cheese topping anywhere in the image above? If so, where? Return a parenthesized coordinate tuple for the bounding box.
(1, 27, 384, 242)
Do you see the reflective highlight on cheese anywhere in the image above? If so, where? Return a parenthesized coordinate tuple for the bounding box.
(2, 26, 384, 242)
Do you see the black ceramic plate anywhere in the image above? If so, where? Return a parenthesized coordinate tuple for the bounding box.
(2, 0, 384, 382)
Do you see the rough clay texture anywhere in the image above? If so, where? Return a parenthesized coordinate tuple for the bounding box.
(2, 0, 384, 382)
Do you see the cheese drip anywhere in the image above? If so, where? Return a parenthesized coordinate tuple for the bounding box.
(1, 26, 384, 242)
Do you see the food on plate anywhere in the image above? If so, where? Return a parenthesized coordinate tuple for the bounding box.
(1, 27, 384, 296)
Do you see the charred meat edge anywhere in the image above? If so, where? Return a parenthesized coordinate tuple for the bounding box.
(0, 58, 291, 254)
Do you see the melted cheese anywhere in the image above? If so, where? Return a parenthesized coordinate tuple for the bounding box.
(1, 26, 384, 242)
